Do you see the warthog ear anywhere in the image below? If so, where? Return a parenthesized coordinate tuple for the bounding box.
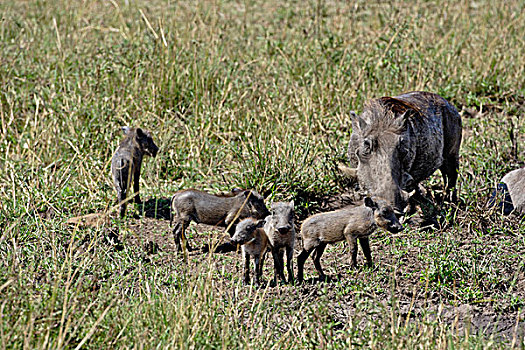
(256, 220, 265, 228)
(242, 190, 251, 197)
(358, 117, 369, 132)
(231, 188, 243, 195)
(350, 111, 358, 129)
(393, 112, 408, 131)
(136, 128, 145, 138)
(289, 200, 294, 208)
(121, 126, 131, 135)
(350, 111, 367, 133)
(364, 197, 377, 209)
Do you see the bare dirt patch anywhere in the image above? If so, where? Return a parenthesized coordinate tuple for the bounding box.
(120, 195, 525, 342)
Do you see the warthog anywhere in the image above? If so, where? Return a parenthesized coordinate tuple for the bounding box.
(230, 218, 268, 285)
(488, 167, 525, 215)
(297, 197, 403, 283)
(343, 91, 462, 212)
(111, 127, 159, 218)
(170, 189, 270, 252)
(264, 201, 296, 284)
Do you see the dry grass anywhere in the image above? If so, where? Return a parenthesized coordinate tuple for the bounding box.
(0, 0, 524, 348)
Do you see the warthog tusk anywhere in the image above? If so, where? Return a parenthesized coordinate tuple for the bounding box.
(246, 237, 256, 245)
(337, 163, 358, 179)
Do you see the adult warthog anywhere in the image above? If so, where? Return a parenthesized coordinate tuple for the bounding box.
(488, 167, 525, 216)
(342, 91, 462, 212)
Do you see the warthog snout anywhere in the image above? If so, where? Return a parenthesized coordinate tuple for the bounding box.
(265, 201, 296, 284)
(229, 237, 241, 245)
(375, 183, 411, 214)
(375, 179, 414, 215)
(387, 221, 404, 233)
(150, 146, 159, 157)
(230, 235, 256, 246)
(369, 197, 404, 234)
(277, 225, 292, 234)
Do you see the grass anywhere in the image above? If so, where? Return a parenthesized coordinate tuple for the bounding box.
(1, 0, 525, 348)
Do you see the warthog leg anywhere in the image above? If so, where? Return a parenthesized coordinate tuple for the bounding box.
(358, 237, 373, 267)
(286, 245, 294, 284)
(440, 156, 459, 203)
(243, 253, 251, 285)
(312, 243, 327, 281)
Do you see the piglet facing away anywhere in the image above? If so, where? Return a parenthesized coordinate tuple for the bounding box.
(297, 197, 403, 283)
(230, 218, 268, 286)
(170, 189, 270, 252)
(111, 127, 159, 218)
(264, 201, 296, 284)
(488, 167, 525, 216)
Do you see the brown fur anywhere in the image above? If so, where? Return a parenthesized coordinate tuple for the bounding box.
(231, 218, 268, 285)
(361, 100, 406, 135)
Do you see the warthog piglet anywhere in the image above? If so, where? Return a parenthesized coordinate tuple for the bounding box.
(170, 189, 269, 252)
(264, 201, 296, 284)
(111, 127, 159, 218)
(297, 197, 403, 283)
(231, 218, 268, 285)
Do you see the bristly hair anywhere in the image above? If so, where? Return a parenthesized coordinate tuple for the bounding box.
(360, 96, 425, 136)
(360, 99, 405, 135)
(214, 189, 246, 197)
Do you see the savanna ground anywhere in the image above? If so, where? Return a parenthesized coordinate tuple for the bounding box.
(1, 0, 524, 348)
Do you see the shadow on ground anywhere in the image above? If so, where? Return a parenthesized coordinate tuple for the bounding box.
(140, 197, 172, 220)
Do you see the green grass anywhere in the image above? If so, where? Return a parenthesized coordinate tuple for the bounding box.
(1, 0, 525, 348)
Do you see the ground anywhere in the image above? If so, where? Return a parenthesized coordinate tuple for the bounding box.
(115, 192, 525, 341)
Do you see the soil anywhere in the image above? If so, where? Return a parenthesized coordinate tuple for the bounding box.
(116, 194, 524, 342)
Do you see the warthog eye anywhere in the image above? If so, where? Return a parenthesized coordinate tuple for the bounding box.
(359, 138, 373, 158)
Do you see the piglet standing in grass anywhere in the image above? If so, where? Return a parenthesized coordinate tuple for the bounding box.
(230, 218, 268, 286)
(264, 201, 296, 284)
(297, 197, 403, 283)
(170, 189, 270, 252)
(111, 127, 159, 218)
